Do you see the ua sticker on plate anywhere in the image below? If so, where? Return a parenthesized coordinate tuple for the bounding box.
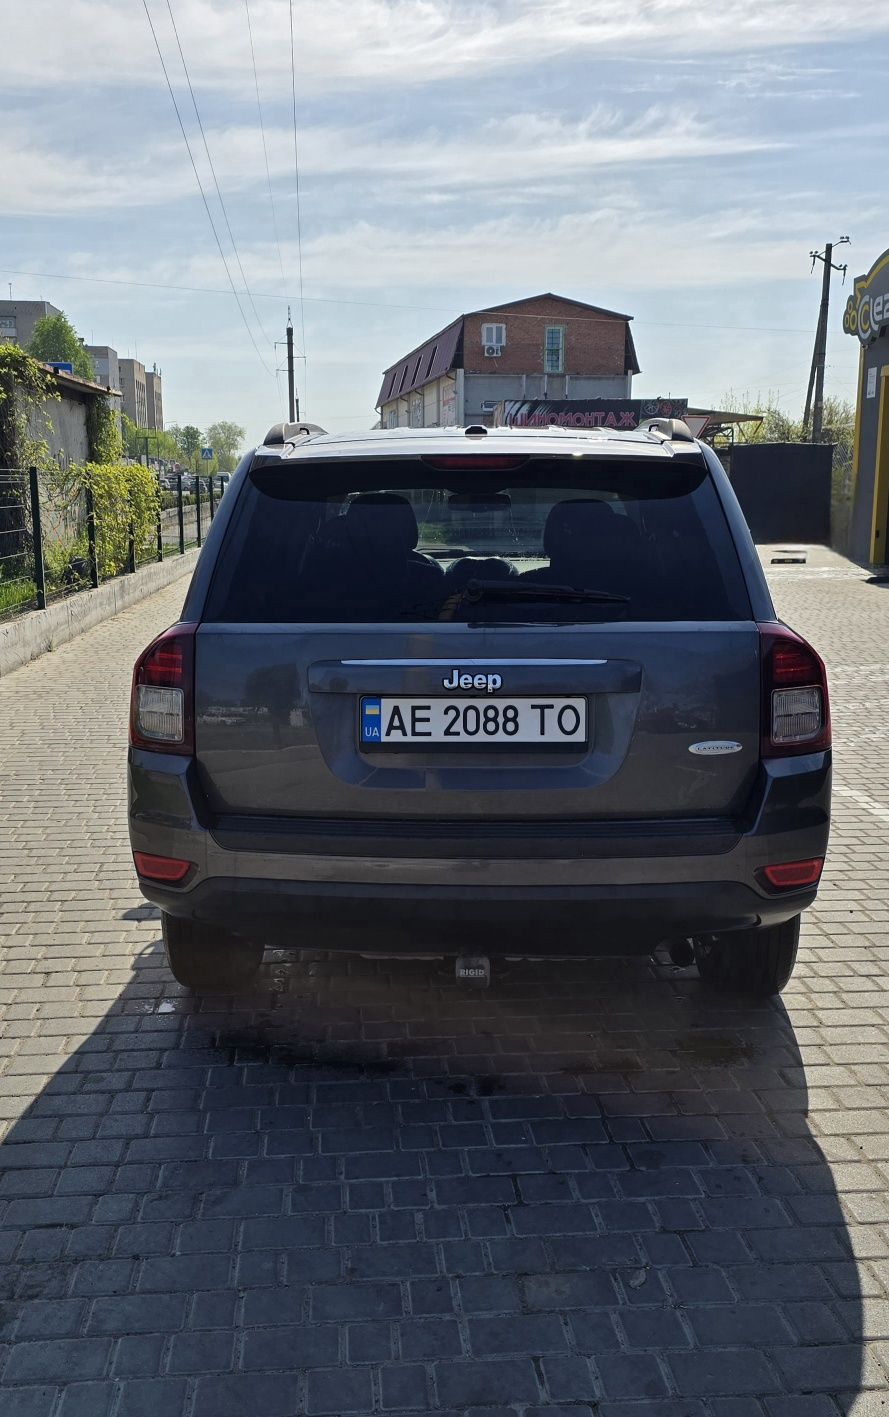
(361, 697, 383, 743)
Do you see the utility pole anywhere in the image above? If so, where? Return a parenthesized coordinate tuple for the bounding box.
(286, 309, 298, 422)
(802, 237, 850, 442)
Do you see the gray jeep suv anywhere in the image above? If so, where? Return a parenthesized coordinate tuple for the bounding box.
(128, 420, 830, 997)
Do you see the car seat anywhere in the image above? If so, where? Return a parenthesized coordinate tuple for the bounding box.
(521, 499, 644, 595)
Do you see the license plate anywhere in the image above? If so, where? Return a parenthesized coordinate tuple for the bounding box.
(360, 696, 587, 747)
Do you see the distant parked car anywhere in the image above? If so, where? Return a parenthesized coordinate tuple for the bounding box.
(129, 420, 831, 998)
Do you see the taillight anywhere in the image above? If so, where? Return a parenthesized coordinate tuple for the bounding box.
(130, 623, 197, 755)
(759, 624, 830, 758)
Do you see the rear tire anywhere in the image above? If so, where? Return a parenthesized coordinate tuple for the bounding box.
(162, 913, 264, 993)
(693, 915, 800, 997)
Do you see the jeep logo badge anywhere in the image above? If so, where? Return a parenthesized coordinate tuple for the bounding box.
(442, 669, 502, 693)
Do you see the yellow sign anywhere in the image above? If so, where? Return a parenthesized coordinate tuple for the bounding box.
(843, 249, 889, 345)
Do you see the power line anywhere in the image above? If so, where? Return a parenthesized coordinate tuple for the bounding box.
(163, 0, 276, 351)
(245, 0, 287, 297)
(0, 266, 826, 336)
(288, 0, 308, 403)
(139, 0, 275, 378)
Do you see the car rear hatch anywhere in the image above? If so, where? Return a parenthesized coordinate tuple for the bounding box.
(191, 445, 760, 830)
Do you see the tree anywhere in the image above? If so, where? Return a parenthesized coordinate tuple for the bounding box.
(28, 313, 95, 382)
(720, 390, 853, 452)
(175, 425, 204, 471)
(205, 420, 246, 473)
(122, 414, 182, 465)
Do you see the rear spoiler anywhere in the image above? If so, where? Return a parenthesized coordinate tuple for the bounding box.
(638, 417, 696, 443)
(263, 421, 327, 445)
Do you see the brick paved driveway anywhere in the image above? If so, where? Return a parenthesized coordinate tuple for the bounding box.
(0, 548, 887, 1416)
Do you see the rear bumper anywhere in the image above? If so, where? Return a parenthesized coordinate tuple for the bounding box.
(128, 750, 830, 952)
(136, 875, 813, 952)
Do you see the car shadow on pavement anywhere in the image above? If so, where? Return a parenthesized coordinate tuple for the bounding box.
(0, 939, 866, 1416)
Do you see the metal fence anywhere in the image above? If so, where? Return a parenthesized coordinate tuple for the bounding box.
(831, 440, 854, 558)
(0, 468, 228, 622)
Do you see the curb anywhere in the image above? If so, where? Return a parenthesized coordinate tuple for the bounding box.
(0, 549, 200, 679)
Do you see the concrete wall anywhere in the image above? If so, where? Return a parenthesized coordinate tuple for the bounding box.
(464, 372, 630, 423)
(27, 393, 91, 469)
(0, 547, 199, 679)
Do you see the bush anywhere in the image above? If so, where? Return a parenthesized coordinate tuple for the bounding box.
(41, 461, 160, 579)
(43, 534, 91, 590)
(84, 462, 160, 577)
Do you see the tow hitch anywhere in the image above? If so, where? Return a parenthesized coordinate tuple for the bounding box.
(456, 955, 490, 987)
(668, 939, 695, 967)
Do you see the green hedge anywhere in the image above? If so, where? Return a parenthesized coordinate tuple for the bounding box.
(84, 462, 160, 577)
(41, 461, 160, 581)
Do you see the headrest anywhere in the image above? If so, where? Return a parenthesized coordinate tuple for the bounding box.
(543, 499, 616, 562)
(445, 557, 518, 592)
(345, 493, 419, 557)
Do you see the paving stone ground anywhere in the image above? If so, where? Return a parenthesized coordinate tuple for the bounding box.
(0, 547, 888, 1415)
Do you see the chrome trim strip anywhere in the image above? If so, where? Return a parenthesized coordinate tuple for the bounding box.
(341, 658, 607, 667)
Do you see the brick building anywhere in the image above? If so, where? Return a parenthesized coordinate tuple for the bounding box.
(377, 292, 639, 429)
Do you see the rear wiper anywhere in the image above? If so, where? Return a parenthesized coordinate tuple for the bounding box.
(460, 578, 629, 606)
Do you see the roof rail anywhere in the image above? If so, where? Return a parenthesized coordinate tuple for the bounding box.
(263, 421, 327, 446)
(638, 417, 695, 443)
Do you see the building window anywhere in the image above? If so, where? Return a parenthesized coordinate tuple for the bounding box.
(424, 344, 438, 379)
(544, 326, 565, 374)
(482, 322, 506, 349)
(387, 410, 397, 429)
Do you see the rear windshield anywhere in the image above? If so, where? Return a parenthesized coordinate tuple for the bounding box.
(204, 455, 751, 624)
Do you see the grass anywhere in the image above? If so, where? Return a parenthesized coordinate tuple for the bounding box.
(0, 576, 36, 616)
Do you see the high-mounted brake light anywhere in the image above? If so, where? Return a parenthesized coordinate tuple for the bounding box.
(759, 624, 830, 759)
(421, 454, 528, 471)
(130, 623, 197, 755)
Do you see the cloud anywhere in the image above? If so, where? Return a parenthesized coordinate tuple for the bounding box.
(0, 106, 783, 216)
(3, 0, 888, 99)
(288, 208, 810, 293)
(719, 58, 860, 100)
(83, 190, 835, 303)
(0, 130, 195, 215)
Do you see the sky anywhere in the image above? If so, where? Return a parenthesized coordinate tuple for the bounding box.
(3, 0, 888, 452)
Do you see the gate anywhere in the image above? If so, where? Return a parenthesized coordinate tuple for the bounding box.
(726, 442, 833, 544)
